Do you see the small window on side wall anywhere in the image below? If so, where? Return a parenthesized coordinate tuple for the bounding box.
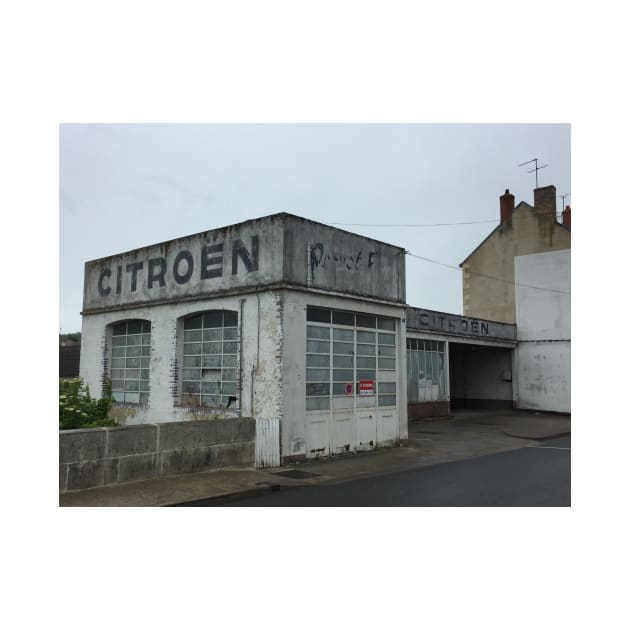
(110, 319, 151, 404)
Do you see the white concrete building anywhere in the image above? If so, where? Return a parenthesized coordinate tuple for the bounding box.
(514, 249, 571, 413)
(79, 212, 569, 467)
(80, 213, 408, 464)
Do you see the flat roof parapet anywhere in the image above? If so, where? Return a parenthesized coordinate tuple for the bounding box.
(82, 212, 406, 313)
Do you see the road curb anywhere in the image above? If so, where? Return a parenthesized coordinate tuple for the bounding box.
(502, 429, 571, 440)
(165, 483, 284, 506)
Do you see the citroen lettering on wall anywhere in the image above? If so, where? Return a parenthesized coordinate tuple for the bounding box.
(406, 307, 517, 341)
(96, 236, 259, 297)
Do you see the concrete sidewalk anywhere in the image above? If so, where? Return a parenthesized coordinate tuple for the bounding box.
(59, 409, 570, 507)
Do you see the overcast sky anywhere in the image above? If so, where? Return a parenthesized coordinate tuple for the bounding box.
(59, 123, 570, 332)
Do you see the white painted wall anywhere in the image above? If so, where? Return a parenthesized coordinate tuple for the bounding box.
(79, 214, 408, 460)
(515, 250, 570, 341)
(515, 342, 570, 412)
(280, 290, 407, 460)
(79, 292, 283, 426)
(79, 287, 408, 461)
(514, 249, 571, 412)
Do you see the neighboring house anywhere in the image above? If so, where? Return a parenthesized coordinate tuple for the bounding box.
(460, 185, 571, 324)
(514, 249, 571, 413)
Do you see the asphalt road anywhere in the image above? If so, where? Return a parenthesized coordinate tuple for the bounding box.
(216, 435, 571, 507)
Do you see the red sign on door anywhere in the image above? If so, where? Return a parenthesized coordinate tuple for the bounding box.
(359, 380, 375, 396)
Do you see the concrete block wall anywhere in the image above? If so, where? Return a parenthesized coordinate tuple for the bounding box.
(59, 418, 255, 493)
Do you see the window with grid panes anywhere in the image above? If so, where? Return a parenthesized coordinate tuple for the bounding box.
(306, 307, 398, 409)
(377, 317, 397, 406)
(110, 320, 151, 404)
(306, 307, 331, 410)
(181, 310, 239, 408)
(406, 338, 446, 402)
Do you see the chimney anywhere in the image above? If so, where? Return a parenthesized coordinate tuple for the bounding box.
(562, 205, 571, 229)
(500, 189, 515, 223)
(533, 184, 557, 218)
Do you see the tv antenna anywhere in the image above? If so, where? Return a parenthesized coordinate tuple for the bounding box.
(558, 192, 571, 209)
(518, 158, 548, 187)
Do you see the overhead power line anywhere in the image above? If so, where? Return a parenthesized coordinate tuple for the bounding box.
(327, 219, 497, 227)
(405, 251, 571, 295)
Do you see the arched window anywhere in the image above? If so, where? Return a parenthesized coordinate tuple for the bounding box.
(110, 319, 151, 404)
(181, 310, 239, 408)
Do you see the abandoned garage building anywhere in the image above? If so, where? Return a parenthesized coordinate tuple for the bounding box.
(79, 211, 551, 464)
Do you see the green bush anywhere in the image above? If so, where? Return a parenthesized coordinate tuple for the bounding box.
(59, 378, 117, 430)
